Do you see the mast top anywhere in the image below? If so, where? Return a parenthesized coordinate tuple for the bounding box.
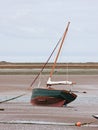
(49, 22, 70, 78)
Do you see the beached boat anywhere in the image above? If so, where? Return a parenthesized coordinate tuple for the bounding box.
(31, 88, 77, 107)
(92, 115, 98, 119)
(30, 22, 77, 107)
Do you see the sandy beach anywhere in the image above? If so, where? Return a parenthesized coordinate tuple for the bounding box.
(0, 74, 98, 130)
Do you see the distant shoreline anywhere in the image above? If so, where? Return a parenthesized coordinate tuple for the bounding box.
(0, 62, 98, 69)
(0, 62, 98, 75)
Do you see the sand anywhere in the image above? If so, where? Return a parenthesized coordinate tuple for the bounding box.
(0, 75, 98, 130)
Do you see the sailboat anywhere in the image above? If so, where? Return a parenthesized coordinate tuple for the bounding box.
(30, 22, 77, 107)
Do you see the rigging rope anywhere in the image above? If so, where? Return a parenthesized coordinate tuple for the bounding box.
(29, 38, 61, 89)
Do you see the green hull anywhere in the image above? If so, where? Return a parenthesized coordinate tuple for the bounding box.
(31, 88, 77, 106)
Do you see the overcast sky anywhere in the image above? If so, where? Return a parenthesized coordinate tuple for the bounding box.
(0, 0, 98, 63)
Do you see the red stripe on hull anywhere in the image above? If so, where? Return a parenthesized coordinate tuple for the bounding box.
(31, 96, 66, 107)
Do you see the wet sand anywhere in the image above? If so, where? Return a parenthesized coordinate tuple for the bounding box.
(0, 75, 98, 130)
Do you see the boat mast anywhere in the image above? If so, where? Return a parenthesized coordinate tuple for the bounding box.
(49, 22, 70, 78)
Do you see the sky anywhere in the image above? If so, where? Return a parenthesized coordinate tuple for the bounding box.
(0, 0, 98, 63)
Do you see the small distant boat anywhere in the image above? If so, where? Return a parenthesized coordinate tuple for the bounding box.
(92, 115, 98, 119)
(30, 22, 77, 107)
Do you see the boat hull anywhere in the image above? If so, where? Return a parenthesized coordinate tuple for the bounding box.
(92, 115, 98, 119)
(31, 88, 77, 107)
